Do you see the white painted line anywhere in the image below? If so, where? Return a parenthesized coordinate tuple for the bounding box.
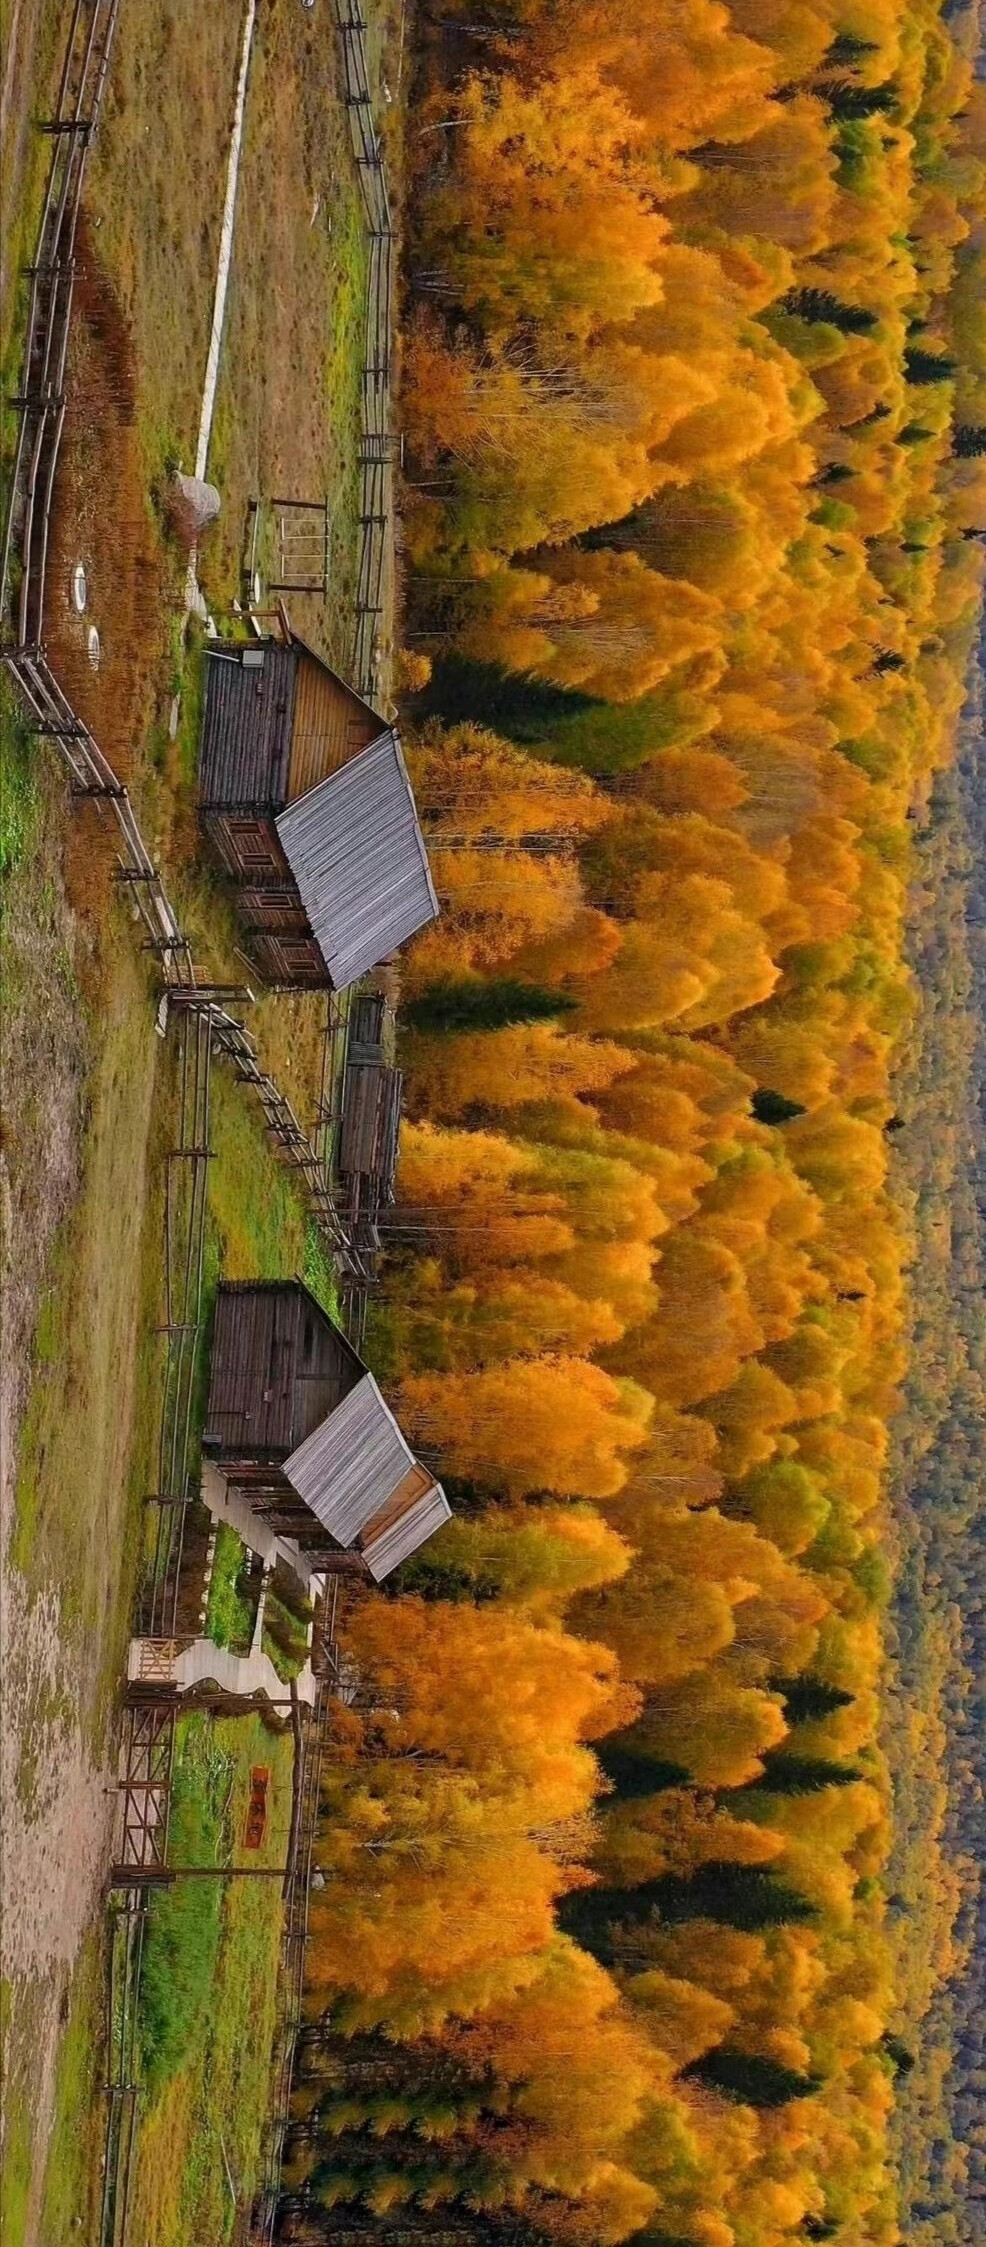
(194, 0, 257, 482)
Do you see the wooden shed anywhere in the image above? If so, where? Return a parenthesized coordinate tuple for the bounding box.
(332, 992, 403, 1228)
(339, 1060, 404, 1220)
(198, 632, 439, 989)
(202, 1281, 450, 1581)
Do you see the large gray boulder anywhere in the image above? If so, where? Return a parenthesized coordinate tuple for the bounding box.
(169, 472, 221, 545)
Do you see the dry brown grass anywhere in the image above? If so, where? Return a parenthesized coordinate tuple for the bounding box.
(203, 3, 368, 672)
(251, 986, 333, 1135)
(82, 1, 246, 471)
(0, 0, 63, 369)
(45, 228, 180, 782)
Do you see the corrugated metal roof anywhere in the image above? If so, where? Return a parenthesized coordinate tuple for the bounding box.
(283, 1372, 416, 1544)
(275, 730, 439, 988)
(362, 1482, 452, 1582)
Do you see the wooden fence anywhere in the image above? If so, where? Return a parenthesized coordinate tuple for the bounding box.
(248, 1672, 337, 2244)
(0, 0, 120, 645)
(335, 0, 399, 699)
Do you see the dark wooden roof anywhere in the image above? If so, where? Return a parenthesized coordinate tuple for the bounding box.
(199, 635, 388, 812)
(199, 642, 297, 808)
(286, 624, 388, 731)
(203, 1280, 365, 1456)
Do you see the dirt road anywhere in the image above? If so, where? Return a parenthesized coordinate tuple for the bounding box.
(0, 761, 161, 2237)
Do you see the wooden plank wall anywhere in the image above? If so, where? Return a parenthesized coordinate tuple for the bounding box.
(287, 653, 381, 801)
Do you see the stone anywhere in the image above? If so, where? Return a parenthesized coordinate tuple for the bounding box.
(168, 471, 221, 546)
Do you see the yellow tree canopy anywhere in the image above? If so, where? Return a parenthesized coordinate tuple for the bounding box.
(397, 1357, 653, 1501)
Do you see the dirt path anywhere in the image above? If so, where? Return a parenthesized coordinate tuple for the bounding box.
(0, 767, 162, 2237)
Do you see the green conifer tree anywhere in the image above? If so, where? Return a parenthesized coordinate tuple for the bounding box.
(684, 2048, 822, 2106)
(751, 1088, 807, 1125)
(769, 1675, 855, 1722)
(904, 348, 957, 385)
(403, 981, 576, 1035)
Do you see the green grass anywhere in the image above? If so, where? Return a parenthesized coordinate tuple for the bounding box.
(207, 1066, 311, 1281)
(139, 1717, 233, 2090)
(0, 2026, 33, 2247)
(304, 1217, 342, 1321)
(0, 0, 65, 422)
(8, 977, 164, 1664)
(261, 1586, 312, 1683)
(129, 1714, 294, 2246)
(261, 1628, 305, 1684)
(206, 1522, 255, 1652)
(174, 621, 207, 786)
(0, 682, 41, 877)
(39, 1933, 108, 2241)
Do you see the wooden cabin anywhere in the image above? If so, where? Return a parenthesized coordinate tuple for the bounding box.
(198, 631, 439, 990)
(202, 1281, 450, 1581)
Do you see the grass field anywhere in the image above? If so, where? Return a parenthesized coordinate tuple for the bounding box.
(205, 4, 369, 674)
(108, 1063, 330, 2237)
(0, 0, 63, 407)
(83, 2, 247, 483)
(0, 680, 40, 876)
(0, 1933, 107, 2247)
(0, 988, 327, 2233)
(126, 1712, 295, 2247)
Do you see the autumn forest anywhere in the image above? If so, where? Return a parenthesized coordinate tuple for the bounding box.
(287, 2, 986, 2243)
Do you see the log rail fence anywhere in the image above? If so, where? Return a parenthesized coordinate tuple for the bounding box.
(335, 0, 399, 699)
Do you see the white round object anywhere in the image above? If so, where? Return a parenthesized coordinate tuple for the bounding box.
(72, 563, 87, 613)
(252, 570, 263, 605)
(87, 626, 101, 670)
